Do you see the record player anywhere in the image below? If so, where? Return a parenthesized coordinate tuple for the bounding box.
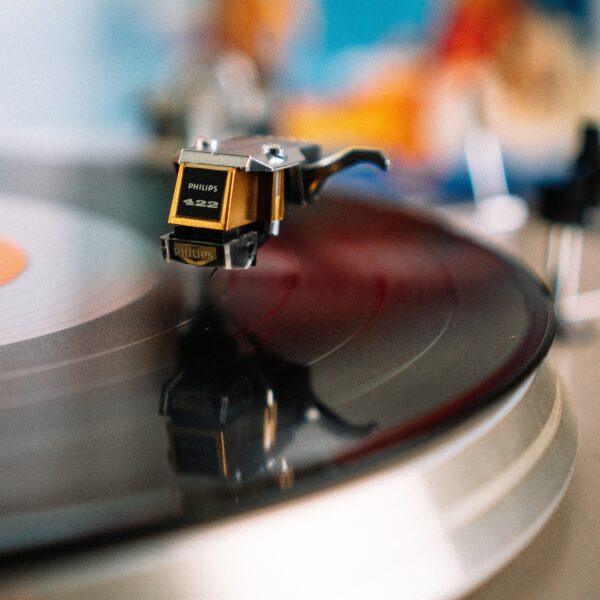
(0, 133, 598, 600)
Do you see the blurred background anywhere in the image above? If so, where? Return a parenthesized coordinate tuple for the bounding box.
(1, 0, 599, 197)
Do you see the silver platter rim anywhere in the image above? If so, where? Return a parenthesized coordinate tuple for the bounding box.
(0, 362, 576, 600)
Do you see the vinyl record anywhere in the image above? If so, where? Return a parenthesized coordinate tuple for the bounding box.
(0, 195, 200, 553)
(0, 195, 159, 346)
(208, 196, 554, 459)
(0, 192, 556, 555)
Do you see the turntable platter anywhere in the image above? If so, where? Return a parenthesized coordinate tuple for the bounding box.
(0, 190, 575, 600)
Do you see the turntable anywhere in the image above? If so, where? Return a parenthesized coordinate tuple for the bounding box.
(0, 143, 596, 599)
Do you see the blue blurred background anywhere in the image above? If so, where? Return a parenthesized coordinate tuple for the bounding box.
(0, 0, 596, 168)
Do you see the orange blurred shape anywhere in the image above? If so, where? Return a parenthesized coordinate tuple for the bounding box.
(0, 238, 27, 286)
(438, 0, 524, 62)
(214, 0, 297, 74)
(279, 0, 526, 159)
(279, 64, 429, 160)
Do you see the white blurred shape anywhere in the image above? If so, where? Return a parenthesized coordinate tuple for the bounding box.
(474, 194, 530, 234)
(465, 128, 529, 234)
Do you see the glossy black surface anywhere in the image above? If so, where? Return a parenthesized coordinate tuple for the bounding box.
(0, 162, 554, 555)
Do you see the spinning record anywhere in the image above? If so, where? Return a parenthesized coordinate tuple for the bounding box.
(0, 191, 558, 557)
(0, 195, 158, 346)
(208, 195, 554, 460)
(0, 195, 199, 553)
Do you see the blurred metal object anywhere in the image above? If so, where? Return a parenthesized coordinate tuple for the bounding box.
(193, 137, 218, 153)
(545, 224, 586, 325)
(465, 126, 529, 234)
(186, 51, 271, 140)
(143, 0, 307, 164)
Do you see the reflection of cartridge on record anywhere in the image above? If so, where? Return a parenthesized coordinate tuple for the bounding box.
(160, 309, 373, 491)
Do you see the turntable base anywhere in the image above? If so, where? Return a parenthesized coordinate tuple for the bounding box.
(0, 364, 575, 600)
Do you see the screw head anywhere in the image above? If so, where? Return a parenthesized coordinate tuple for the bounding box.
(262, 143, 287, 160)
(194, 137, 218, 152)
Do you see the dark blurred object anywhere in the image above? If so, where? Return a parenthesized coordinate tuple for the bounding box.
(541, 124, 600, 225)
(541, 123, 600, 330)
(160, 308, 372, 496)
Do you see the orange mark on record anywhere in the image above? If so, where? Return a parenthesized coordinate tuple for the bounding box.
(0, 238, 27, 286)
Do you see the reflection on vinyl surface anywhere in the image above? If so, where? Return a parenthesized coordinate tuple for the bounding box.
(0, 190, 554, 555)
